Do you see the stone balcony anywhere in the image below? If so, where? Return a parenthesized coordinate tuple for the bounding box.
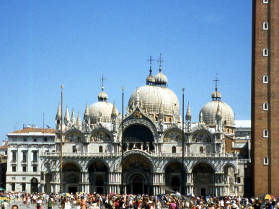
(40, 150, 237, 159)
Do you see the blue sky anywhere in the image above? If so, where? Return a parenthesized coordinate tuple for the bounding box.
(0, 0, 252, 142)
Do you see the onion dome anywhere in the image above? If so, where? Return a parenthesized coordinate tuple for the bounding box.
(146, 67, 155, 85)
(154, 66, 168, 86)
(200, 90, 234, 126)
(211, 91, 222, 100)
(89, 85, 118, 124)
(97, 86, 108, 101)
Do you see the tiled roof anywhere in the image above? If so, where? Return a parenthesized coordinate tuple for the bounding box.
(11, 127, 56, 134)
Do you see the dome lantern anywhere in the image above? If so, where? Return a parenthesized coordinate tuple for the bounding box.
(154, 53, 168, 86)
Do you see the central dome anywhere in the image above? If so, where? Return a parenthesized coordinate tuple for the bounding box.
(128, 85, 179, 117)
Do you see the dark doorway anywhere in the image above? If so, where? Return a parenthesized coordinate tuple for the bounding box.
(31, 178, 38, 193)
(165, 162, 184, 193)
(69, 186, 77, 193)
(171, 176, 180, 192)
(193, 163, 214, 196)
(96, 175, 104, 194)
(131, 175, 144, 194)
(201, 188, 206, 196)
(88, 161, 108, 194)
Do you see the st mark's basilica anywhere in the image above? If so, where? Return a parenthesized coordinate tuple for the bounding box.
(5, 62, 250, 196)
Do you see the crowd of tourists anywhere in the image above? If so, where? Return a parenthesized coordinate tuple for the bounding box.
(1, 192, 279, 209)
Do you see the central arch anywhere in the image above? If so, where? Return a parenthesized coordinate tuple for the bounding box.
(123, 124, 154, 152)
(122, 154, 153, 194)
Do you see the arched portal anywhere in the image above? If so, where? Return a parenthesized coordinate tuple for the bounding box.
(123, 124, 154, 152)
(63, 162, 81, 193)
(88, 161, 108, 194)
(165, 161, 185, 193)
(31, 178, 38, 193)
(192, 163, 215, 196)
(122, 154, 153, 194)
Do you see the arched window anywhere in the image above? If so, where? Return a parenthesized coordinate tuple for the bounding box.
(99, 146, 103, 153)
(172, 146, 176, 153)
(200, 146, 204, 153)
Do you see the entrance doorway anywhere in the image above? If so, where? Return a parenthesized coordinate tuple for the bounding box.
(131, 175, 144, 194)
(31, 178, 38, 193)
(122, 154, 153, 195)
(63, 162, 81, 193)
(201, 188, 206, 196)
(68, 186, 78, 193)
(165, 161, 185, 193)
(193, 163, 214, 196)
(88, 161, 108, 194)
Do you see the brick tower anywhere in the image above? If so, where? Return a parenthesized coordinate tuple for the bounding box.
(252, 0, 279, 196)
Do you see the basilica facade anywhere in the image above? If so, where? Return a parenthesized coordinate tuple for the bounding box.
(6, 65, 250, 196)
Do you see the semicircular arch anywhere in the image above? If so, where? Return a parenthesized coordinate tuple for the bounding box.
(118, 117, 158, 142)
(190, 161, 216, 173)
(90, 127, 113, 142)
(64, 129, 84, 143)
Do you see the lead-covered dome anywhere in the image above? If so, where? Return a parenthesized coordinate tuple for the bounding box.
(200, 90, 234, 126)
(88, 87, 118, 124)
(128, 85, 179, 117)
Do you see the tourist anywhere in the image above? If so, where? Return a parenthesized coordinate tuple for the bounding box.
(1, 200, 8, 209)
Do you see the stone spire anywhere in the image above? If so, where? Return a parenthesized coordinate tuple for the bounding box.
(185, 102, 192, 121)
(64, 107, 70, 124)
(84, 104, 89, 118)
(71, 109, 76, 124)
(56, 104, 61, 120)
(111, 103, 118, 117)
(76, 113, 81, 126)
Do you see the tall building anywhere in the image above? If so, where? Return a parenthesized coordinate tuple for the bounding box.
(251, 0, 279, 196)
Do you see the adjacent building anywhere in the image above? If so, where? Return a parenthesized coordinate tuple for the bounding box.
(6, 126, 55, 193)
(0, 141, 7, 190)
